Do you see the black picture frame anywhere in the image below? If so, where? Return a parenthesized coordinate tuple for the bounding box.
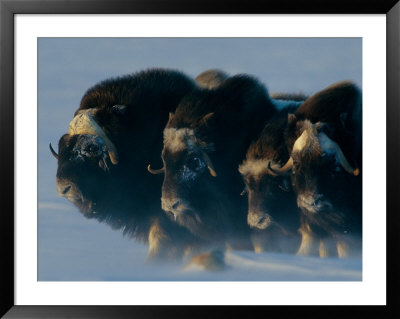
(1, 0, 399, 318)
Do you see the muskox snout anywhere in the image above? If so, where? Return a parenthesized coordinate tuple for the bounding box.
(297, 193, 333, 214)
(248, 211, 273, 230)
(161, 196, 184, 216)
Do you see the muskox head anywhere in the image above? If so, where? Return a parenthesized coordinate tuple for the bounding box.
(273, 118, 359, 215)
(50, 109, 119, 216)
(148, 112, 223, 240)
(237, 108, 298, 232)
(239, 158, 296, 231)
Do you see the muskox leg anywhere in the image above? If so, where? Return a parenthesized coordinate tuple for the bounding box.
(147, 219, 192, 261)
(336, 239, 349, 258)
(251, 229, 300, 254)
(319, 238, 338, 258)
(147, 218, 200, 262)
(297, 225, 320, 256)
(336, 234, 362, 258)
(299, 228, 350, 258)
(298, 225, 342, 257)
(147, 219, 175, 261)
(251, 231, 275, 253)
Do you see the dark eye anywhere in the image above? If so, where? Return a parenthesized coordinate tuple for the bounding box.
(86, 144, 99, 153)
(187, 156, 202, 170)
(277, 178, 291, 192)
(279, 184, 290, 192)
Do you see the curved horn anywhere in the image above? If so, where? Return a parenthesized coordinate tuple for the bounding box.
(147, 164, 165, 175)
(318, 132, 359, 176)
(202, 151, 217, 177)
(268, 158, 293, 175)
(49, 143, 59, 160)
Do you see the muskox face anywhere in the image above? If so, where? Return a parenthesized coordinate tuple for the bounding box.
(154, 126, 220, 238)
(239, 158, 295, 230)
(290, 122, 330, 214)
(53, 133, 113, 216)
(51, 110, 119, 216)
(279, 119, 359, 216)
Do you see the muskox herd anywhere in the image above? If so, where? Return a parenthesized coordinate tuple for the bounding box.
(50, 68, 362, 267)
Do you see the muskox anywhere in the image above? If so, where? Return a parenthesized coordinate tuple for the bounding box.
(194, 69, 229, 89)
(50, 68, 210, 261)
(149, 74, 283, 250)
(238, 108, 303, 253)
(239, 81, 362, 257)
(275, 118, 361, 257)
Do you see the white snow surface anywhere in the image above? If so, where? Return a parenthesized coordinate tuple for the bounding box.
(160, 251, 361, 281)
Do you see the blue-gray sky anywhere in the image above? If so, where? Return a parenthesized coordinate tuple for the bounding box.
(38, 38, 362, 281)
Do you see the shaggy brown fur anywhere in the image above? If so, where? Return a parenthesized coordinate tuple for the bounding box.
(53, 69, 205, 261)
